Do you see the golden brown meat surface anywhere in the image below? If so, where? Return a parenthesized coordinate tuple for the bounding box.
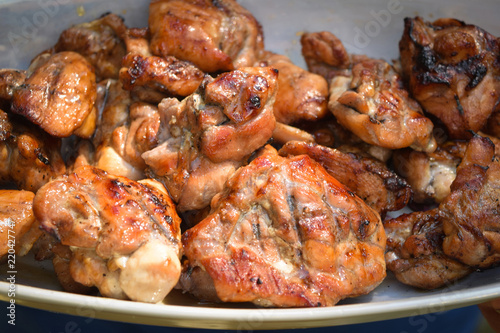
(142, 67, 277, 211)
(180, 146, 386, 307)
(11, 52, 97, 138)
(384, 209, 472, 290)
(399, 17, 500, 139)
(50, 13, 127, 80)
(34, 166, 182, 303)
(0, 110, 66, 191)
(329, 58, 437, 152)
(0, 190, 37, 257)
(258, 52, 329, 124)
(148, 0, 264, 73)
(279, 141, 411, 217)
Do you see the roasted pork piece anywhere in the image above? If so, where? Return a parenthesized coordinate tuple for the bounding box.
(180, 145, 386, 307)
(399, 17, 500, 139)
(142, 66, 277, 211)
(34, 166, 182, 303)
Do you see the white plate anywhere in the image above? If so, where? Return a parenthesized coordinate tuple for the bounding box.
(1, 0, 500, 330)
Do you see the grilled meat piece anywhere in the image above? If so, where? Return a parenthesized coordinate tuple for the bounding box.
(329, 58, 437, 152)
(399, 17, 500, 139)
(384, 209, 472, 290)
(0, 110, 66, 191)
(258, 52, 329, 124)
(142, 67, 277, 211)
(279, 141, 411, 216)
(34, 166, 182, 303)
(180, 145, 386, 307)
(148, 0, 264, 73)
(50, 13, 127, 80)
(11, 52, 97, 138)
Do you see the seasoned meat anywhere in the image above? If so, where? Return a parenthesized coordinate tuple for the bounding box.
(329, 58, 437, 152)
(11, 52, 97, 138)
(440, 135, 500, 268)
(258, 52, 329, 124)
(34, 166, 182, 303)
(0, 190, 38, 258)
(0, 110, 66, 191)
(148, 0, 264, 73)
(399, 17, 500, 139)
(142, 67, 277, 211)
(180, 145, 386, 307)
(93, 80, 160, 180)
(119, 53, 204, 103)
(392, 141, 468, 205)
(279, 141, 411, 216)
(0, 69, 26, 107)
(384, 209, 472, 290)
(50, 13, 127, 80)
(385, 135, 500, 289)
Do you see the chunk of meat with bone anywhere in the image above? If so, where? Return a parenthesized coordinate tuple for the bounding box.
(11, 51, 97, 138)
(384, 135, 500, 289)
(279, 141, 411, 217)
(34, 166, 182, 303)
(384, 209, 472, 290)
(440, 135, 500, 268)
(399, 17, 500, 139)
(148, 0, 264, 73)
(142, 67, 277, 211)
(392, 141, 468, 205)
(179, 145, 386, 307)
(329, 58, 437, 152)
(258, 52, 329, 124)
(0, 190, 39, 258)
(119, 53, 204, 104)
(0, 110, 66, 191)
(49, 13, 127, 80)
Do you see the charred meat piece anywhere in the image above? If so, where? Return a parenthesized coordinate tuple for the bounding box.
(440, 135, 500, 268)
(149, 0, 264, 73)
(279, 141, 411, 216)
(392, 140, 468, 205)
(50, 13, 127, 80)
(329, 58, 437, 152)
(180, 145, 386, 307)
(119, 53, 204, 104)
(11, 52, 97, 138)
(0, 190, 39, 257)
(0, 110, 66, 191)
(34, 166, 182, 303)
(384, 209, 472, 290)
(399, 17, 500, 139)
(92, 80, 160, 180)
(258, 52, 329, 124)
(142, 67, 277, 211)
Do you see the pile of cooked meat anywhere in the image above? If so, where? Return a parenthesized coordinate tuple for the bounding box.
(1, 0, 499, 307)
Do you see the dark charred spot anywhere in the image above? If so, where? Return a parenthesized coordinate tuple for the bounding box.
(35, 149, 50, 165)
(249, 95, 261, 109)
(455, 95, 464, 115)
(358, 220, 370, 238)
(252, 222, 261, 239)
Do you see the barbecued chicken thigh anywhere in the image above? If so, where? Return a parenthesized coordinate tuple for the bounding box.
(258, 51, 329, 124)
(279, 141, 411, 217)
(180, 145, 386, 307)
(0, 110, 66, 191)
(149, 0, 264, 73)
(48, 13, 127, 80)
(301, 31, 436, 153)
(34, 166, 182, 303)
(142, 66, 278, 212)
(11, 51, 97, 138)
(385, 135, 500, 289)
(399, 17, 500, 139)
